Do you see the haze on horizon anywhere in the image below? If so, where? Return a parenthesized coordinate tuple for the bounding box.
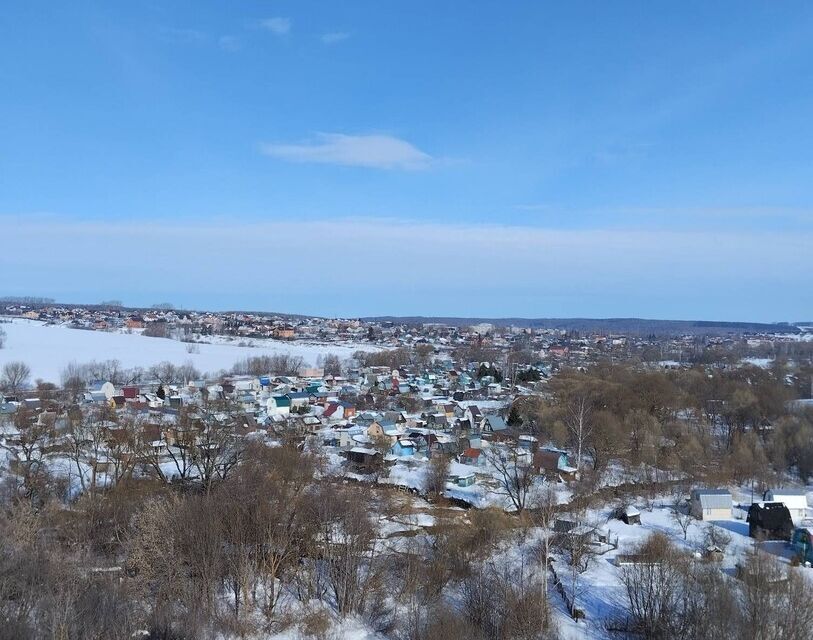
(1, 2, 811, 322)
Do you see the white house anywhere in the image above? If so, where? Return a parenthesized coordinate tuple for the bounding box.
(690, 489, 733, 520)
(88, 380, 115, 400)
(764, 489, 808, 522)
(266, 396, 291, 416)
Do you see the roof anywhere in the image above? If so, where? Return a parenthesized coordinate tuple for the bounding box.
(461, 448, 482, 459)
(692, 489, 732, 510)
(765, 490, 808, 510)
(483, 415, 507, 431)
(349, 447, 379, 456)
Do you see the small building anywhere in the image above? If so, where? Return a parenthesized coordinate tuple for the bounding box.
(747, 502, 793, 541)
(448, 472, 476, 487)
(267, 395, 291, 416)
(533, 449, 577, 481)
(763, 489, 808, 523)
(690, 489, 732, 520)
(459, 447, 484, 467)
(517, 434, 539, 452)
(88, 380, 116, 400)
(391, 439, 416, 457)
(613, 505, 641, 525)
(345, 447, 382, 473)
(791, 527, 813, 564)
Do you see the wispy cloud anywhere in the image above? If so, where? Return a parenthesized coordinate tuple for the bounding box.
(158, 27, 208, 45)
(321, 31, 350, 45)
(514, 204, 554, 212)
(218, 35, 241, 52)
(260, 133, 433, 170)
(259, 17, 291, 35)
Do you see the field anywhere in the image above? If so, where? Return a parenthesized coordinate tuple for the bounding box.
(0, 318, 378, 383)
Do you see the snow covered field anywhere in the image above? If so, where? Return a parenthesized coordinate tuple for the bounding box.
(0, 318, 379, 383)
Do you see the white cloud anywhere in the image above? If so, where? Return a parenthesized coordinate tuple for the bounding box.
(259, 17, 291, 35)
(321, 31, 350, 44)
(261, 133, 433, 170)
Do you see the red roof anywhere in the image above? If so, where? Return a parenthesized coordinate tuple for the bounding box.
(462, 448, 482, 459)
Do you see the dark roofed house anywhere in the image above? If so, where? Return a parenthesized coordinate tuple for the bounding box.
(533, 449, 577, 481)
(345, 447, 382, 473)
(747, 502, 793, 541)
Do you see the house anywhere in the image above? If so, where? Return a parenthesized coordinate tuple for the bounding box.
(122, 386, 139, 399)
(287, 391, 311, 409)
(457, 447, 482, 466)
(367, 420, 400, 443)
(323, 401, 356, 422)
(391, 439, 416, 457)
(88, 380, 116, 400)
(267, 396, 291, 416)
(690, 489, 732, 520)
(533, 449, 577, 481)
(747, 502, 793, 541)
(763, 489, 808, 522)
(480, 414, 508, 434)
(462, 405, 483, 429)
(322, 402, 344, 421)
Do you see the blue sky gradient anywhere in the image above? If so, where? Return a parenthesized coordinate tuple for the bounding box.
(1, 2, 811, 320)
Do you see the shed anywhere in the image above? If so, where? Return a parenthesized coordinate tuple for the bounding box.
(614, 505, 641, 525)
(345, 447, 382, 473)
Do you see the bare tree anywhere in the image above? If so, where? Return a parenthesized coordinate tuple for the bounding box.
(0, 407, 52, 503)
(461, 558, 552, 639)
(670, 498, 694, 540)
(424, 454, 450, 498)
(564, 394, 592, 473)
(1, 361, 31, 395)
(483, 445, 538, 513)
(530, 485, 558, 627)
(148, 361, 179, 385)
(620, 533, 691, 639)
(66, 405, 114, 497)
(554, 515, 598, 619)
(320, 353, 343, 377)
(308, 485, 381, 617)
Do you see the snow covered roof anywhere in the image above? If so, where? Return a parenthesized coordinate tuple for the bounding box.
(349, 447, 378, 456)
(692, 489, 732, 509)
(765, 490, 808, 510)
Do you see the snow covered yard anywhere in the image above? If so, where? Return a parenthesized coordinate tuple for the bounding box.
(551, 496, 812, 638)
(0, 318, 378, 383)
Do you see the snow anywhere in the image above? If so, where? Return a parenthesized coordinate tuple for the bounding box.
(0, 318, 379, 383)
(741, 357, 773, 369)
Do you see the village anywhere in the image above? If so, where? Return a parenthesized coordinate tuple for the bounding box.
(1, 305, 813, 638)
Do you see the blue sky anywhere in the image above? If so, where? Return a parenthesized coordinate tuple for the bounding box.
(1, 2, 811, 320)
